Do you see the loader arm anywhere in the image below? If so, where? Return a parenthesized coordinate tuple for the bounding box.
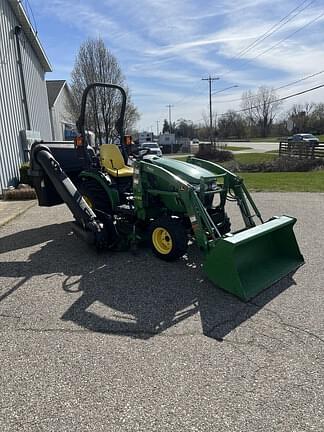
(187, 156, 263, 227)
(134, 160, 222, 251)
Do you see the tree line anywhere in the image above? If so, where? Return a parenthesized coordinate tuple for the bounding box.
(162, 87, 324, 140)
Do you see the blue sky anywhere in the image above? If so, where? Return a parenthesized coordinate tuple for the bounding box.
(27, 0, 324, 130)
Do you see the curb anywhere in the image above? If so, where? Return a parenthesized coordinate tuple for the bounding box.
(0, 200, 36, 228)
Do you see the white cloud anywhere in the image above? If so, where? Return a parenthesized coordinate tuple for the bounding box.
(30, 0, 324, 128)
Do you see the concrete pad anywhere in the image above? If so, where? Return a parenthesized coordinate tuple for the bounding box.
(0, 200, 36, 227)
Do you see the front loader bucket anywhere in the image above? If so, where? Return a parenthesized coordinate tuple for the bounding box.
(204, 216, 304, 302)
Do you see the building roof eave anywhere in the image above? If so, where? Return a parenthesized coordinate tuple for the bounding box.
(8, 0, 52, 72)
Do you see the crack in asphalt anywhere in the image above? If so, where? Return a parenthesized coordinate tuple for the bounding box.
(250, 301, 324, 344)
(0, 313, 21, 319)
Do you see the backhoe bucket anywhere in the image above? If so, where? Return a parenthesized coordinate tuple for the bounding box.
(204, 216, 304, 301)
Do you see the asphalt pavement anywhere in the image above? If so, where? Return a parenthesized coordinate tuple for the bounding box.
(190, 141, 279, 154)
(224, 141, 279, 153)
(0, 194, 323, 431)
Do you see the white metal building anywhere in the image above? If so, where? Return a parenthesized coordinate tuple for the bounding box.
(0, 0, 52, 192)
(47, 80, 75, 141)
(138, 131, 154, 145)
(158, 133, 176, 146)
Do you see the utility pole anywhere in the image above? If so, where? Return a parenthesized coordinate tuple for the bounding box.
(156, 120, 160, 136)
(202, 76, 219, 145)
(166, 104, 174, 133)
(166, 104, 174, 152)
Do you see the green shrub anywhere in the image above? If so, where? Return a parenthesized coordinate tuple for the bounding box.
(196, 148, 234, 162)
(19, 163, 33, 186)
(239, 157, 324, 173)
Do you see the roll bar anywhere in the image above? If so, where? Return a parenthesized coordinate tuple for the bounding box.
(75, 83, 127, 161)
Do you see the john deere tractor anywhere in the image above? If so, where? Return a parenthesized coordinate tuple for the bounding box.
(29, 83, 304, 301)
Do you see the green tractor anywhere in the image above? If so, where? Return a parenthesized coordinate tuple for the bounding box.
(29, 83, 304, 301)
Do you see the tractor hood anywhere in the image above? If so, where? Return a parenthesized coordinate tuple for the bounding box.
(151, 157, 216, 184)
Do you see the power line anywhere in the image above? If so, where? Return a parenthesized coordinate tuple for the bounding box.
(214, 69, 324, 104)
(146, 3, 321, 125)
(22, 0, 38, 34)
(149, 4, 324, 126)
(219, 82, 324, 117)
(158, 2, 319, 114)
(232, 0, 315, 61)
(195, 82, 324, 122)
(276, 69, 324, 91)
(165, 3, 315, 111)
(238, 9, 324, 68)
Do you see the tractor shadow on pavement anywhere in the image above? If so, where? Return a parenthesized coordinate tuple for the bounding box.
(198, 271, 297, 341)
(0, 223, 297, 340)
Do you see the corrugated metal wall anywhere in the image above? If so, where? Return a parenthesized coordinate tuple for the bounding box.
(0, 0, 51, 191)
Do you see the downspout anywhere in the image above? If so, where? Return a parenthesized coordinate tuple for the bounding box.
(14, 25, 31, 131)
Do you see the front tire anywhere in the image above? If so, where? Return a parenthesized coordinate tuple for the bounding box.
(149, 217, 188, 261)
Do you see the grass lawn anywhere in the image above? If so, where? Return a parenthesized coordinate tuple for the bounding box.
(240, 171, 324, 192)
(234, 152, 278, 164)
(168, 153, 324, 192)
(173, 153, 278, 164)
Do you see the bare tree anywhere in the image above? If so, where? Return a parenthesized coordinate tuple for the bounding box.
(218, 111, 247, 139)
(309, 103, 324, 134)
(70, 38, 139, 143)
(287, 102, 314, 133)
(241, 86, 282, 137)
(201, 109, 218, 143)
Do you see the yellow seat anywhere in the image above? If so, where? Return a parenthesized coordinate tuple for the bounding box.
(100, 144, 133, 178)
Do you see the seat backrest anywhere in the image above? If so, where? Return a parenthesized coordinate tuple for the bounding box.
(100, 144, 125, 171)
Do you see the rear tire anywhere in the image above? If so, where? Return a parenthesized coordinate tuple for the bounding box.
(149, 217, 188, 261)
(78, 179, 112, 214)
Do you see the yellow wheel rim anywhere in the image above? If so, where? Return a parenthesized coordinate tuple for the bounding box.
(83, 195, 94, 209)
(152, 228, 173, 255)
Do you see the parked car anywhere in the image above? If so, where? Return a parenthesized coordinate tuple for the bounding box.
(192, 138, 200, 144)
(287, 133, 319, 145)
(140, 142, 162, 156)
